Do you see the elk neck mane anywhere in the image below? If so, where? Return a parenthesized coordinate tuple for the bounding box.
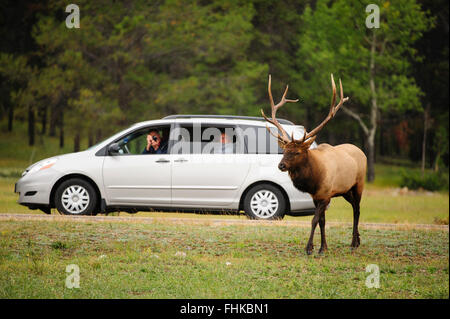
(287, 149, 323, 196)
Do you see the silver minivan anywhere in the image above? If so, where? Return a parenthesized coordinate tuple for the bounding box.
(15, 115, 316, 220)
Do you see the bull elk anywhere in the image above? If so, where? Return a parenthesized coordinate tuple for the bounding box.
(261, 74, 367, 255)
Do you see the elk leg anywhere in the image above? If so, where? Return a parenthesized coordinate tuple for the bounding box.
(318, 211, 327, 254)
(344, 187, 361, 248)
(306, 200, 329, 255)
(350, 186, 362, 248)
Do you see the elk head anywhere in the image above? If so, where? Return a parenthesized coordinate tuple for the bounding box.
(261, 74, 349, 172)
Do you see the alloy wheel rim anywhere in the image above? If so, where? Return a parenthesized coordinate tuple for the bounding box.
(250, 190, 279, 218)
(62, 185, 90, 214)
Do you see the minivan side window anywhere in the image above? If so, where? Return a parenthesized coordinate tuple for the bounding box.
(113, 125, 171, 155)
(239, 125, 283, 154)
(170, 124, 244, 154)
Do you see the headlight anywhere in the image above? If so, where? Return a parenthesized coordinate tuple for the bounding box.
(23, 158, 58, 177)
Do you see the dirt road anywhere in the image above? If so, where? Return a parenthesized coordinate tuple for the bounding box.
(0, 213, 447, 230)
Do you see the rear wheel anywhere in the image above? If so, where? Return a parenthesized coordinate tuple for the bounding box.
(243, 184, 286, 220)
(54, 178, 98, 216)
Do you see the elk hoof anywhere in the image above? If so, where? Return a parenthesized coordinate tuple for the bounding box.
(305, 244, 314, 255)
(351, 236, 360, 248)
(319, 247, 328, 254)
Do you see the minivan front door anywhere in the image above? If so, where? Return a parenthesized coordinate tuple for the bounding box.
(102, 125, 172, 207)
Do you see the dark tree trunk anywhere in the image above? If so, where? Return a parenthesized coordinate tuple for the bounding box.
(49, 106, 58, 137)
(360, 127, 365, 150)
(74, 133, 80, 152)
(380, 130, 385, 157)
(434, 149, 441, 172)
(41, 105, 47, 135)
(327, 129, 336, 145)
(88, 131, 94, 147)
(305, 105, 313, 132)
(28, 106, 35, 146)
(374, 130, 379, 163)
(367, 134, 375, 182)
(421, 103, 430, 174)
(376, 122, 381, 160)
(59, 110, 64, 148)
(95, 129, 102, 144)
(8, 104, 13, 132)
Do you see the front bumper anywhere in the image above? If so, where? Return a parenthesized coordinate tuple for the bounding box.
(15, 168, 61, 207)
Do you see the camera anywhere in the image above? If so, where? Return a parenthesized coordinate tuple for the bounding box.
(152, 136, 159, 142)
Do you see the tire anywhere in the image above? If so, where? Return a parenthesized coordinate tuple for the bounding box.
(243, 184, 286, 220)
(54, 178, 98, 216)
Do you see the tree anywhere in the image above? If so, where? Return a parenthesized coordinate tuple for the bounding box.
(0, 53, 34, 142)
(0, 0, 48, 132)
(296, 0, 433, 181)
(414, 0, 449, 172)
(249, 0, 309, 123)
(24, 0, 268, 152)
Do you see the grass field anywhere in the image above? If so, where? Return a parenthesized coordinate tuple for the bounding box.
(0, 219, 448, 298)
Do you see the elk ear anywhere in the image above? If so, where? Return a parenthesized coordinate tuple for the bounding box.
(302, 135, 316, 149)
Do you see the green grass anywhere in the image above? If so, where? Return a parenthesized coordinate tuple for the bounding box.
(327, 188, 449, 224)
(372, 161, 448, 190)
(0, 177, 42, 214)
(372, 163, 416, 188)
(0, 220, 448, 298)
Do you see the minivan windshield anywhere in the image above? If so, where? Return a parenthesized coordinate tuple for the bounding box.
(85, 124, 138, 151)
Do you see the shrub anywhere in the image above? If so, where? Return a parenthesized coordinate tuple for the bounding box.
(400, 170, 449, 191)
(433, 217, 449, 225)
(0, 168, 22, 178)
(50, 241, 68, 250)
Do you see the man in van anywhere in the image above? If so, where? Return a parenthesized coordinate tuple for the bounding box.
(143, 129, 168, 154)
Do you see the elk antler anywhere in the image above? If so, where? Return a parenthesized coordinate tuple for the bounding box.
(300, 74, 349, 143)
(261, 74, 299, 144)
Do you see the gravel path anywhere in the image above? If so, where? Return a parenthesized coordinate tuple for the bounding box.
(0, 213, 447, 230)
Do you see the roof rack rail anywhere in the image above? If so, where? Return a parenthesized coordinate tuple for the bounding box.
(162, 114, 295, 125)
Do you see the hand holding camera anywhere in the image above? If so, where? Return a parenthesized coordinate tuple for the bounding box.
(146, 133, 161, 151)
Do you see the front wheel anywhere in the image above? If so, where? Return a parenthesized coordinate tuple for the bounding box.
(243, 184, 286, 220)
(54, 178, 98, 216)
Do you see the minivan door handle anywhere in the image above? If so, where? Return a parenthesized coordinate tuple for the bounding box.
(155, 159, 170, 163)
(174, 158, 188, 163)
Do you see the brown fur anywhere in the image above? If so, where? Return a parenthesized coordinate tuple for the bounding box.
(280, 139, 367, 254)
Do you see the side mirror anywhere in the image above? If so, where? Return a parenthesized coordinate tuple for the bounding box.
(108, 143, 121, 155)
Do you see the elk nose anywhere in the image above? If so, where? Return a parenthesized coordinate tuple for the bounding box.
(278, 162, 286, 171)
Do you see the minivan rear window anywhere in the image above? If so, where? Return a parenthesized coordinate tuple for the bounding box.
(170, 124, 244, 154)
(238, 125, 283, 154)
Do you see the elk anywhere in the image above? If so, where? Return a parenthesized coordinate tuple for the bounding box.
(261, 74, 367, 255)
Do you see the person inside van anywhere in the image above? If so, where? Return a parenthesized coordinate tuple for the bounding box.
(142, 129, 168, 154)
(220, 131, 234, 154)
